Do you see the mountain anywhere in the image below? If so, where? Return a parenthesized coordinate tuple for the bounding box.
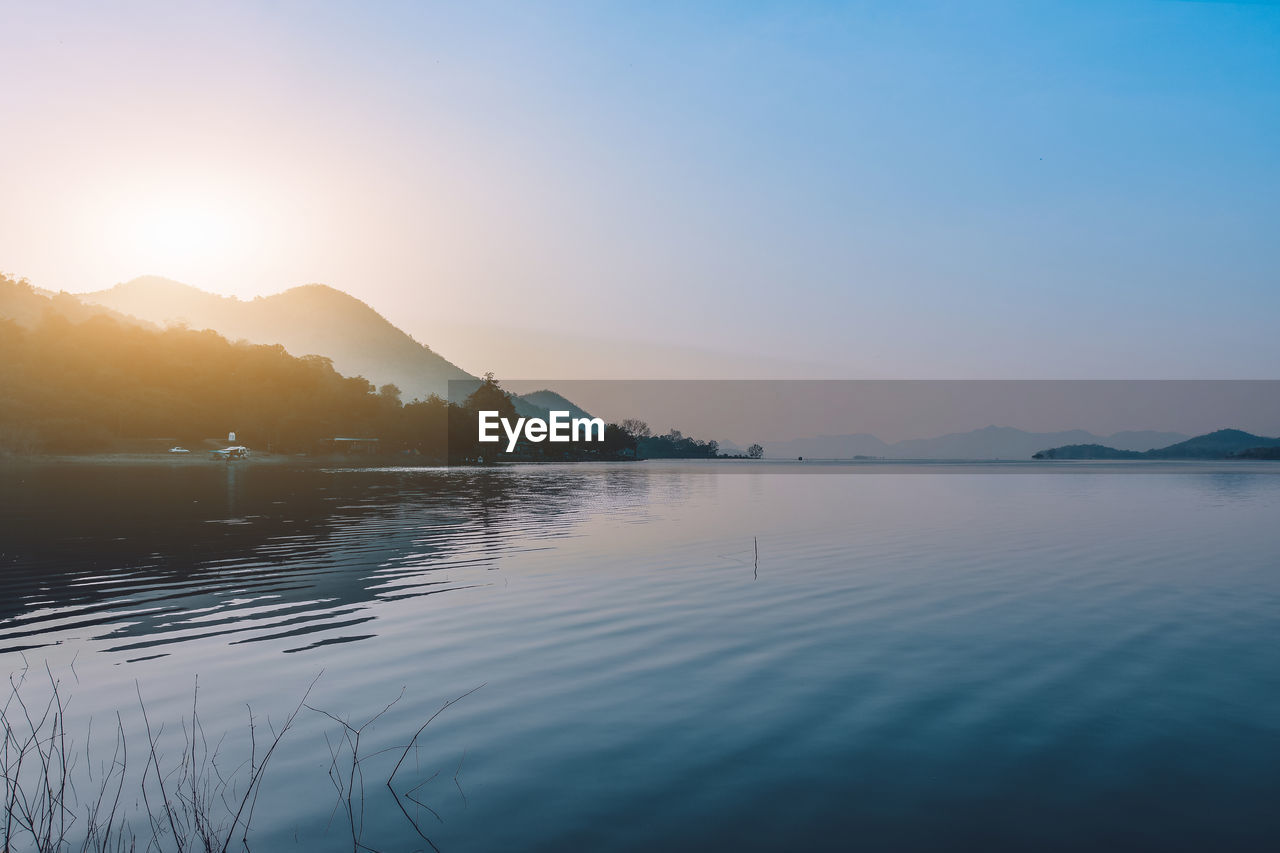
(1, 274, 155, 330)
(1034, 429, 1280, 460)
(446, 382, 595, 421)
(80, 277, 474, 401)
(512, 389, 594, 421)
(762, 426, 1190, 460)
(1145, 429, 1280, 459)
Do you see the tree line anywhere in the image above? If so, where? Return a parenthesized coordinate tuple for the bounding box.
(0, 277, 736, 462)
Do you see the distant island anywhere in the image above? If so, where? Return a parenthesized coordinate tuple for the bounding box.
(1033, 429, 1280, 460)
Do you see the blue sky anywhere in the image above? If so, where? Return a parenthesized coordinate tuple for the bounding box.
(2, 0, 1278, 377)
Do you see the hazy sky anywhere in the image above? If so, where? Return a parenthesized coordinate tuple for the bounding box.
(502, 380, 1280, 445)
(3, 1, 1278, 378)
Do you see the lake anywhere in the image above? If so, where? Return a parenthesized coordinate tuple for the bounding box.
(3, 460, 1279, 851)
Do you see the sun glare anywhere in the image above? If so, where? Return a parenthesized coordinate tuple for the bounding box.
(87, 182, 263, 287)
(126, 204, 237, 266)
(78, 174, 293, 296)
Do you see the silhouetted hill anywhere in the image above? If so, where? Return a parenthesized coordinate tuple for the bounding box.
(1034, 429, 1280, 460)
(1, 299, 643, 461)
(1030, 444, 1142, 460)
(0, 303, 427, 454)
(514, 389, 594, 420)
(81, 277, 474, 401)
(1145, 429, 1280, 459)
(444, 382, 594, 422)
(1, 274, 155, 330)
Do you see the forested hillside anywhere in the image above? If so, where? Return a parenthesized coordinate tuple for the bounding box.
(81, 276, 474, 401)
(1, 275, 723, 461)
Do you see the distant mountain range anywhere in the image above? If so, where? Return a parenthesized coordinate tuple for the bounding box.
(1033, 429, 1280, 460)
(763, 426, 1190, 460)
(80, 277, 474, 401)
(9, 277, 1272, 460)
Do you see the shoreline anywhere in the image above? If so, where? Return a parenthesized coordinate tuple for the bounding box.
(1, 452, 376, 467)
(5, 453, 1280, 470)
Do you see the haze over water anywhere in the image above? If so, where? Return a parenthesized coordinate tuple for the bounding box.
(3, 460, 1280, 850)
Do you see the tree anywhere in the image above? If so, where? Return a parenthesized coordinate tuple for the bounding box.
(601, 423, 638, 457)
(464, 372, 516, 420)
(453, 373, 516, 462)
(620, 418, 651, 439)
(747, 443, 764, 459)
(378, 383, 402, 404)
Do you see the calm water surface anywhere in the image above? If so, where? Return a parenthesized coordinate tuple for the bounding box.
(2, 461, 1279, 850)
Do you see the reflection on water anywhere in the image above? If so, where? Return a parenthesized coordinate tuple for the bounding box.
(0, 464, 633, 656)
(2, 461, 1280, 851)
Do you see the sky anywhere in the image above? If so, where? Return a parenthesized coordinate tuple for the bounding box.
(2, 0, 1278, 378)
(501, 380, 1280, 445)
